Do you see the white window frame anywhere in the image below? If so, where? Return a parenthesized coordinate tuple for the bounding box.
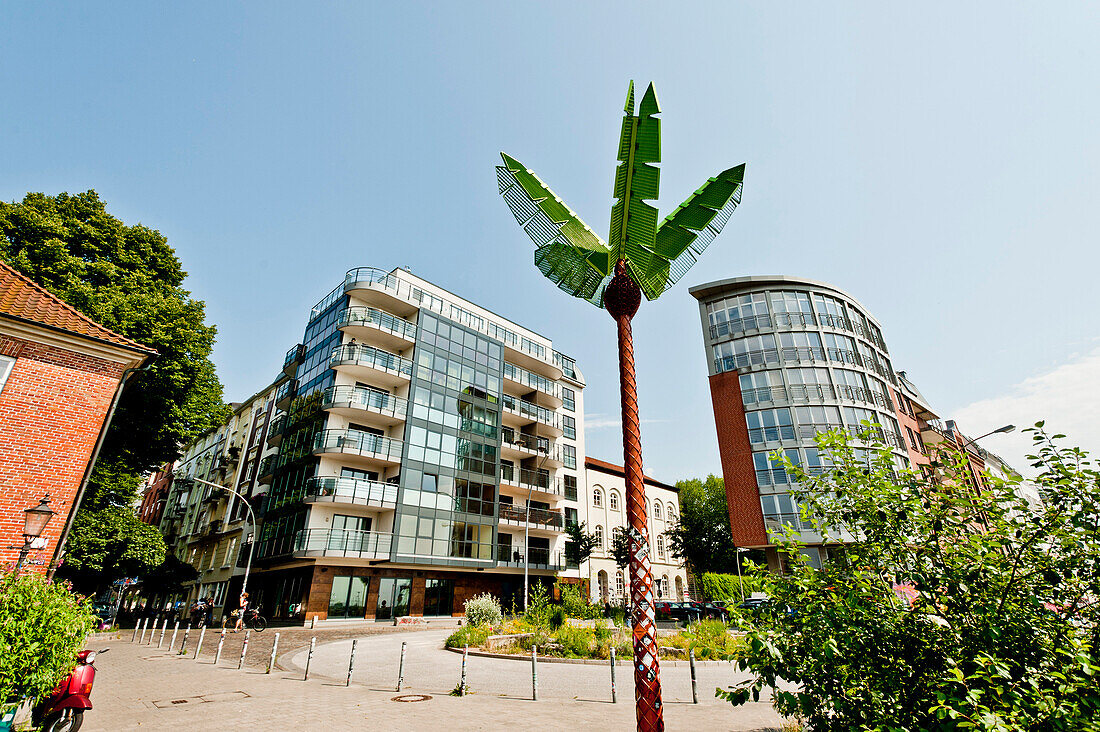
(0, 355, 14, 394)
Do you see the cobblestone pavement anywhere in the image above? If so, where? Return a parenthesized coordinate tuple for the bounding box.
(88, 627, 787, 731)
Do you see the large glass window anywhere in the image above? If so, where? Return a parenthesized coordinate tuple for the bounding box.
(745, 408, 795, 443)
(328, 576, 369, 619)
(753, 449, 800, 486)
(562, 415, 576, 440)
(714, 334, 778, 371)
(562, 387, 576, 412)
(376, 577, 412, 620)
(739, 370, 783, 404)
(562, 444, 577, 469)
(707, 292, 770, 335)
(823, 333, 858, 364)
(423, 578, 455, 616)
(779, 331, 824, 361)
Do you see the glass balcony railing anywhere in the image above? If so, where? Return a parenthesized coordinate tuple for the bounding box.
(292, 528, 393, 558)
(499, 465, 564, 496)
(336, 306, 417, 341)
(304, 475, 398, 507)
(329, 343, 413, 378)
(321, 385, 408, 420)
(312, 429, 404, 462)
(498, 503, 565, 530)
(257, 455, 278, 482)
(747, 424, 797, 444)
(501, 394, 559, 429)
(496, 544, 565, 569)
(266, 414, 287, 444)
(275, 378, 298, 406)
(502, 361, 561, 399)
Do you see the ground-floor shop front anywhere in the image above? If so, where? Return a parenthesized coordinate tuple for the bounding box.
(248, 563, 554, 622)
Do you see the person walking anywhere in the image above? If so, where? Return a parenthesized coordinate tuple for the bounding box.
(234, 591, 249, 632)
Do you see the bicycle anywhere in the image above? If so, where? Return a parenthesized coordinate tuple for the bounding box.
(232, 607, 267, 632)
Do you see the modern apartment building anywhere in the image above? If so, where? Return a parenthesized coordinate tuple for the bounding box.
(580, 457, 688, 605)
(247, 267, 585, 622)
(690, 275, 918, 569)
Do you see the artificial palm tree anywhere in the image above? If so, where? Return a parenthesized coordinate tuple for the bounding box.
(496, 81, 744, 731)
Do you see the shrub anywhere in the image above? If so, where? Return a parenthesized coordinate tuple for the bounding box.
(525, 582, 551, 628)
(697, 572, 759, 602)
(606, 605, 626, 626)
(445, 624, 492, 649)
(0, 572, 97, 711)
(463, 592, 503, 627)
(549, 606, 566, 630)
(555, 625, 594, 657)
(557, 579, 601, 619)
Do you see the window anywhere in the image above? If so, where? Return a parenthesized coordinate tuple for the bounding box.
(594, 525, 604, 549)
(739, 370, 783, 404)
(565, 507, 578, 526)
(562, 387, 575, 412)
(562, 415, 576, 440)
(615, 570, 625, 597)
(564, 474, 578, 500)
(0, 355, 14, 394)
(652, 500, 662, 520)
(593, 488, 603, 507)
(656, 535, 666, 560)
(745, 408, 795, 443)
(562, 444, 576, 469)
(423, 578, 454, 616)
(667, 503, 677, 522)
(661, 574, 670, 598)
(706, 292, 770, 335)
(779, 331, 824, 360)
(609, 491, 619, 511)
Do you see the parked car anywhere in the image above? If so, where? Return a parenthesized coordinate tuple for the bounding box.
(735, 598, 770, 617)
(688, 601, 727, 621)
(654, 601, 701, 623)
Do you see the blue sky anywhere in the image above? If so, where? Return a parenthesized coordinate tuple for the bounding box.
(3, 3, 1098, 480)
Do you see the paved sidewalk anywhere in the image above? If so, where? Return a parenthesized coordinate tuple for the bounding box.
(88, 630, 788, 731)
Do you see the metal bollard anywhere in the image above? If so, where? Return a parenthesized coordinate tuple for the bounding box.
(194, 626, 207, 659)
(396, 641, 407, 691)
(304, 636, 316, 681)
(346, 639, 358, 686)
(610, 647, 617, 703)
(158, 618, 168, 648)
(131, 619, 140, 643)
(531, 645, 538, 701)
(310, 616, 316, 630)
(267, 633, 280, 674)
(460, 645, 468, 697)
(214, 629, 227, 665)
(180, 623, 191, 655)
(139, 618, 148, 645)
(238, 630, 250, 670)
(689, 649, 698, 704)
(168, 621, 180, 653)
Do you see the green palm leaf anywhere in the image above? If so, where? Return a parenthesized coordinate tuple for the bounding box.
(496, 153, 612, 306)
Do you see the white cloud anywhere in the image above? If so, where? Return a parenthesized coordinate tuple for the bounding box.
(952, 346, 1100, 475)
(583, 413, 670, 431)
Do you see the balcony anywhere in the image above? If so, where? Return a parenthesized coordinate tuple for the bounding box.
(312, 429, 403, 467)
(747, 424, 797, 444)
(321, 385, 408, 425)
(329, 343, 412, 388)
(336, 306, 417, 350)
(501, 394, 562, 436)
(275, 379, 298, 411)
(499, 465, 564, 498)
(498, 503, 565, 532)
(500, 432, 562, 466)
(283, 343, 305, 377)
(291, 528, 394, 559)
(714, 349, 780, 374)
(502, 361, 562, 408)
(266, 414, 287, 447)
(257, 455, 278, 484)
(303, 475, 398, 509)
(496, 545, 565, 571)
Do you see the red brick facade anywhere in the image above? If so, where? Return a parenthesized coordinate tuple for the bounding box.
(139, 465, 175, 527)
(708, 370, 768, 546)
(0, 334, 128, 570)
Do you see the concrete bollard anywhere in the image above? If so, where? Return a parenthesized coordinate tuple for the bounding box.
(460, 645, 468, 697)
(304, 637, 316, 681)
(267, 633, 280, 674)
(139, 618, 148, 645)
(689, 649, 698, 704)
(194, 626, 207, 659)
(610, 647, 617, 703)
(214, 629, 227, 665)
(238, 630, 250, 670)
(346, 639, 358, 686)
(180, 623, 191, 655)
(531, 646, 538, 701)
(131, 619, 140, 643)
(168, 621, 180, 653)
(158, 618, 169, 648)
(396, 641, 407, 691)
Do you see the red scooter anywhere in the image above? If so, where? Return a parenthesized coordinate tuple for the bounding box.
(31, 648, 107, 732)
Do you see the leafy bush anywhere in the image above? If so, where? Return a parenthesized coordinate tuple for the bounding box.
(557, 578, 601, 619)
(555, 625, 595, 657)
(463, 592, 503, 627)
(549, 605, 566, 630)
(1, 572, 97, 710)
(606, 605, 626, 626)
(445, 624, 492, 649)
(525, 582, 551, 628)
(660, 620, 745, 661)
(697, 572, 759, 602)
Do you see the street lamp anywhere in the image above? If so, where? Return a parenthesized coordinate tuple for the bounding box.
(15, 495, 54, 573)
(523, 443, 552, 612)
(178, 476, 257, 599)
(734, 547, 751, 602)
(960, 424, 1015, 450)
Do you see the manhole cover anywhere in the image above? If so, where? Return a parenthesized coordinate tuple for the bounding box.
(391, 694, 432, 703)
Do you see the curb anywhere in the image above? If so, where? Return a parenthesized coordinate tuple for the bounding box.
(443, 646, 734, 667)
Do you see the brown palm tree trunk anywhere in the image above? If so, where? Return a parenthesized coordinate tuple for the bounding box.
(605, 259, 664, 732)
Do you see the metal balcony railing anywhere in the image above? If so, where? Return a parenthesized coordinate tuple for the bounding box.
(312, 429, 404, 462)
(498, 504, 564, 530)
(714, 349, 781, 374)
(747, 424, 797, 444)
(304, 476, 398, 507)
(292, 528, 394, 558)
(496, 545, 565, 570)
(321, 385, 409, 420)
(266, 414, 286, 444)
(329, 343, 413, 378)
(499, 465, 564, 496)
(502, 361, 561, 399)
(283, 343, 305, 370)
(336, 305, 417, 341)
(257, 455, 278, 482)
(501, 394, 559, 429)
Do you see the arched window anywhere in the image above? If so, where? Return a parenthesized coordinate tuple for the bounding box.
(593, 487, 603, 507)
(598, 570, 609, 602)
(652, 500, 662, 520)
(656, 535, 666, 560)
(615, 570, 625, 597)
(661, 574, 670, 599)
(594, 525, 604, 549)
(667, 503, 677, 522)
(609, 491, 620, 511)
(675, 575, 684, 601)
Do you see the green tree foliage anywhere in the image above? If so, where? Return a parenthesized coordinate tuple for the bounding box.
(0, 191, 229, 477)
(666, 474, 739, 575)
(139, 553, 200, 600)
(610, 530, 632, 571)
(697, 572, 761, 602)
(721, 426, 1100, 730)
(0, 572, 96, 710)
(564, 521, 598, 566)
(60, 507, 166, 593)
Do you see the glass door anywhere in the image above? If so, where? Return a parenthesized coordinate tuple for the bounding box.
(328, 576, 369, 619)
(375, 577, 412, 620)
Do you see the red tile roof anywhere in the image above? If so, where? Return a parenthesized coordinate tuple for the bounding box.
(0, 260, 157, 355)
(585, 456, 677, 491)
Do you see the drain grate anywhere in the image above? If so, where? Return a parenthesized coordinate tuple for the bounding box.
(170, 700, 188, 705)
(391, 694, 432, 703)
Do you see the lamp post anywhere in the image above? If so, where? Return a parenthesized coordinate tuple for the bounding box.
(958, 424, 1015, 451)
(15, 495, 55, 573)
(523, 444, 552, 612)
(734, 547, 751, 602)
(179, 476, 257, 598)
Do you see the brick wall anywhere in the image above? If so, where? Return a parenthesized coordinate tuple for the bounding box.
(0, 335, 125, 570)
(708, 371, 768, 546)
